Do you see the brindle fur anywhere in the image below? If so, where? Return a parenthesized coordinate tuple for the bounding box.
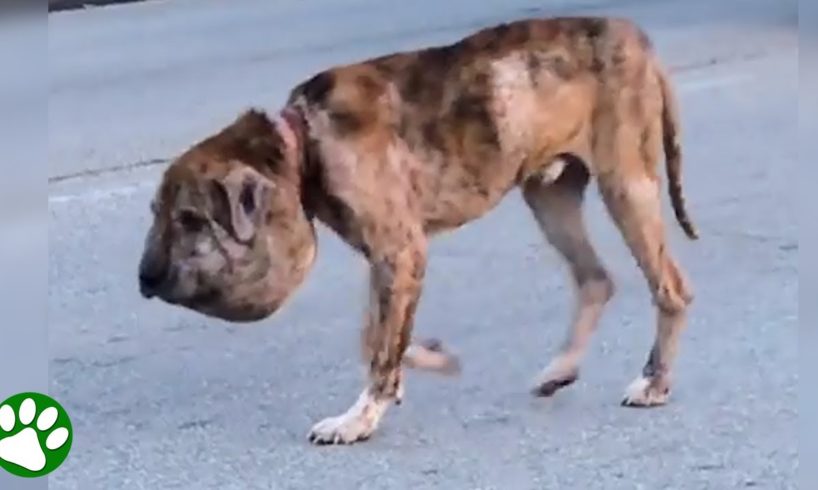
(139, 16, 697, 445)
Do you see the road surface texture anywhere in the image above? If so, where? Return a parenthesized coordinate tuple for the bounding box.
(46, 0, 797, 488)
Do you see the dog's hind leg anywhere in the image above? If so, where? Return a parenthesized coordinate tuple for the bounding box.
(594, 124, 694, 407)
(522, 155, 615, 397)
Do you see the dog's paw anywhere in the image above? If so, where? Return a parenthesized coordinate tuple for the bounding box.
(307, 390, 389, 445)
(531, 359, 579, 397)
(308, 412, 376, 445)
(621, 376, 670, 407)
(403, 338, 461, 376)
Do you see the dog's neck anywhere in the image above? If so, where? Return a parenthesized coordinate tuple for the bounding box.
(273, 106, 320, 219)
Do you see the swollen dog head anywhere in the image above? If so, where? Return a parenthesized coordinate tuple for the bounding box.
(138, 110, 316, 322)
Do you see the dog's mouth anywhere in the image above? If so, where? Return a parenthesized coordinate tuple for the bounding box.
(164, 287, 222, 312)
(141, 268, 290, 323)
(185, 287, 222, 306)
(175, 291, 282, 324)
(194, 304, 276, 323)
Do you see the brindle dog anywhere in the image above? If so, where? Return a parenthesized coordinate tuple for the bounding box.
(138, 16, 697, 445)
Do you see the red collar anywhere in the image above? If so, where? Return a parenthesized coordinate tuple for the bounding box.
(277, 106, 316, 215)
(279, 106, 306, 146)
(279, 106, 309, 172)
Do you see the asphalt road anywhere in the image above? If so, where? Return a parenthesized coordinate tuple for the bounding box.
(46, 0, 797, 488)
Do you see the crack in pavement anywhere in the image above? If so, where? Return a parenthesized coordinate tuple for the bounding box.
(48, 157, 168, 184)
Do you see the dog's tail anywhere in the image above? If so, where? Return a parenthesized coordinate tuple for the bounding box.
(657, 65, 699, 240)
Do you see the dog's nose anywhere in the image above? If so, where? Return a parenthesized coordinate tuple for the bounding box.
(138, 257, 167, 298)
(139, 270, 161, 296)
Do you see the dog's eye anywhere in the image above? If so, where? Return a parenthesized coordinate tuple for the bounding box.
(177, 209, 206, 233)
(149, 200, 159, 215)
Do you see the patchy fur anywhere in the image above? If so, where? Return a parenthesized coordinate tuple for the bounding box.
(139, 16, 697, 444)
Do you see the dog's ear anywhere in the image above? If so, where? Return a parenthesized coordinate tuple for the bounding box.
(212, 165, 274, 243)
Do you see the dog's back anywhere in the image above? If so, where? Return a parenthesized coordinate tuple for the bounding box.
(287, 17, 667, 233)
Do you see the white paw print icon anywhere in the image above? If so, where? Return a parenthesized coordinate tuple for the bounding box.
(0, 396, 71, 473)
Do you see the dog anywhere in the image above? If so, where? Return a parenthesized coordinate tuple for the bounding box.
(138, 16, 697, 445)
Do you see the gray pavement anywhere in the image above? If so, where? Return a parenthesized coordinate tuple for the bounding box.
(45, 0, 797, 488)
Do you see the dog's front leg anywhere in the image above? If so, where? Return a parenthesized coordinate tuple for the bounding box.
(308, 242, 426, 445)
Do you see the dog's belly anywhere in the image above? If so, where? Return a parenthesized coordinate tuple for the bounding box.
(416, 149, 574, 235)
(418, 156, 521, 234)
